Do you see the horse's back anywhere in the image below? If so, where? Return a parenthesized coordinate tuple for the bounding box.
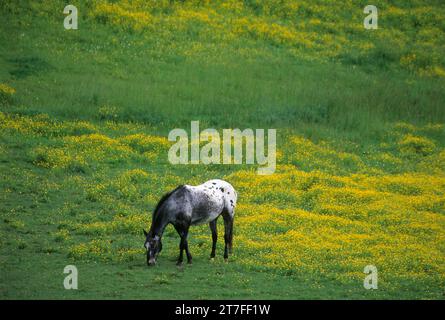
(185, 179, 237, 225)
(203, 179, 237, 213)
(199, 179, 236, 208)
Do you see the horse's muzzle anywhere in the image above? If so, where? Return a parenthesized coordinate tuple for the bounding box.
(147, 258, 156, 266)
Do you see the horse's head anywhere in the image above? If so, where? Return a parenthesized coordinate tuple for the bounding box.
(143, 229, 162, 266)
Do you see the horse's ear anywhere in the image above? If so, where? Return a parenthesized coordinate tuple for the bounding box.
(143, 229, 148, 237)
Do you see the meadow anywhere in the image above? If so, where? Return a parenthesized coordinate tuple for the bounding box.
(0, 0, 444, 299)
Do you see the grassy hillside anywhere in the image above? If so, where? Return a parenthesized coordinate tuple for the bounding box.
(0, 1, 444, 299)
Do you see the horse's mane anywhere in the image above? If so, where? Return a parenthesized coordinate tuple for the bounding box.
(153, 185, 184, 218)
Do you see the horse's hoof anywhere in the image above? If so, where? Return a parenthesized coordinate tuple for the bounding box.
(224, 258, 228, 263)
(187, 261, 193, 265)
(176, 262, 183, 267)
(209, 257, 215, 261)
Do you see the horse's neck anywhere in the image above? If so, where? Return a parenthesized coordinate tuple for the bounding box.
(150, 213, 168, 237)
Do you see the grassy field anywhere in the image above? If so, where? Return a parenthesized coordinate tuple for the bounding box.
(1, 0, 445, 299)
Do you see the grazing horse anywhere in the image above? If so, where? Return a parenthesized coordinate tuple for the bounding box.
(143, 179, 237, 266)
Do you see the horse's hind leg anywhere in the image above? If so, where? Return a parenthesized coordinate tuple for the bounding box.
(222, 212, 234, 261)
(209, 219, 218, 259)
(228, 217, 234, 254)
(227, 216, 234, 254)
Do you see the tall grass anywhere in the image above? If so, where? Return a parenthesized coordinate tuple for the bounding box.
(1, 1, 444, 140)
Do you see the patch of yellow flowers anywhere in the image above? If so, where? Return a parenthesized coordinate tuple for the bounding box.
(85, 0, 445, 76)
(0, 83, 16, 95)
(226, 167, 445, 287)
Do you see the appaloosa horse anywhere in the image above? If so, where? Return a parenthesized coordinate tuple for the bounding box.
(143, 179, 237, 266)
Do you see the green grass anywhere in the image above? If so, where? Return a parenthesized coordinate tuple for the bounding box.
(1, 1, 444, 299)
(0, 133, 389, 299)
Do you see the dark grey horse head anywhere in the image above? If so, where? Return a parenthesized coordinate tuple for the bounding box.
(143, 229, 162, 266)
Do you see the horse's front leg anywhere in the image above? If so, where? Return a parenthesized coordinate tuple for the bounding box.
(184, 236, 192, 264)
(177, 237, 185, 266)
(175, 224, 191, 266)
